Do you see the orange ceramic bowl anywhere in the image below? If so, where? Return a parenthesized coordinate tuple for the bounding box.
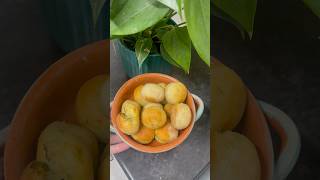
(111, 73, 196, 153)
(4, 40, 109, 180)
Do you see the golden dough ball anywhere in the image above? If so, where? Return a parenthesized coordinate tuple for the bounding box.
(158, 83, 167, 88)
(121, 100, 141, 118)
(131, 126, 155, 144)
(117, 100, 141, 135)
(21, 161, 58, 180)
(141, 105, 167, 129)
(165, 82, 187, 104)
(36, 122, 98, 180)
(170, 103, 192, 130)
(144, 103, 163, 109)
(75, 74, 108, 143)
(212, 61, 247, 132)
(133, 85, 150, 106)
(155, 122, 178, 144)
(117, 114, 140, 135)
(213, 131, 261, 180)
(141, 83, 165, 103)
(164, 104, 174, 116)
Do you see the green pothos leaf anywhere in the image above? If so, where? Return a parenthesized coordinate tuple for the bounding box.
(135, 38, 153, 67)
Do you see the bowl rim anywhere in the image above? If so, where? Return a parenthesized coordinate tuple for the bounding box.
(111, 73, 196, 153)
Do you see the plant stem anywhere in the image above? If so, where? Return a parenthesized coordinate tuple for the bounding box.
(176, 22, 186, 26)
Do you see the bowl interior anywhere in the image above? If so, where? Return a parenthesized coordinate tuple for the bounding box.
(111, 73, 196, 153)
(4, 40, 109, 180)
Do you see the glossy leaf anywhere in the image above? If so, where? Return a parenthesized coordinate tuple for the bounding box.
(160, 44, 182, 69)
(135, 38, 153, 67)
(304, 0, 320, 18)
(111, 0, 170, 36)
(162, 27, 191, 73)
(90, 0, 106, 26)
(184, 0, 210, 66)
(157, 0, 179, 11)
(213, 0, 257, 38)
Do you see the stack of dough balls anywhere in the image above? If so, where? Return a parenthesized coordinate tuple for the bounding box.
(117, 82, 192, 145)
(212, 61, 261, 180)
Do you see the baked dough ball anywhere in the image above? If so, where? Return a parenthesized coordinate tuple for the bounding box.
(75, 74, 108, 143)
(158, 83, 167, 89)
(131, 126, 155, 144)
(141, 83, 165, 103)
(117, 100, 141, 135)
(165, 82, 187, 104)
(144, 103, 163, 109)
(36, 122, 99, 180)
(170, 103, 192, 130)
(212, 61, 247, 131)
(133, 85, 150, 106)
(142, 104, 167, 129)
(20, 161, 58, 180)
(213, 131, 261, 180)
(164, 104, 174, 115)
(155, 122, 178, 144)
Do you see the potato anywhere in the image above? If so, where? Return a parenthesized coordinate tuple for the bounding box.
(213, 131, 261, 180)
(155, 122, 178, 144)
(76, 74, 108, 143)
(170, 103, 192, 130)
(141, 83, 165, 103)
(36, 122, 99, 180)
(117, 100, 141, 135)
(141, 104, 167, 129)
(20, 161, 57, 180)
(165, 82, 187, 104)
(133, 85, 150, 106)
(212, 61, 247, 131)
(98, 148, 108, 180)
(131, 126, 155, 144)
(144, 103, 163, 109)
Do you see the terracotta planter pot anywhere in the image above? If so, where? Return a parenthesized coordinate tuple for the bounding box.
(111, 73, 196, 153)
(4, 40, 109, 180)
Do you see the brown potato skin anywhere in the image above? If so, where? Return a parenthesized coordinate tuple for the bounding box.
(133, 85, 150, 106)
(165, 82, 187, 104)
(170, 103, 192, 130)
(98, 148, 108, 180)
(131, 126, 155, 144)
(141, 83, 165, 103)
(155, 122, 178, 144)
(141, 105, 167, 129)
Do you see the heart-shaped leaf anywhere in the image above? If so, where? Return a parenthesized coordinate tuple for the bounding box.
(157, 0, 179, 11)
(184, 0, 210, 66)
(160, 44, 183, 69)
(213, 0, 257, 38)
(162, 27, 191, 73)
(90, 0, 106, 27)
(135, 38, 153, 67)
(111, 0, 170, 36)
(304, 0, 320, 18)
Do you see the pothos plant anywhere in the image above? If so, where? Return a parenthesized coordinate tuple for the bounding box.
(211, 0, 320, 39)
(110, 0, 210, 73)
